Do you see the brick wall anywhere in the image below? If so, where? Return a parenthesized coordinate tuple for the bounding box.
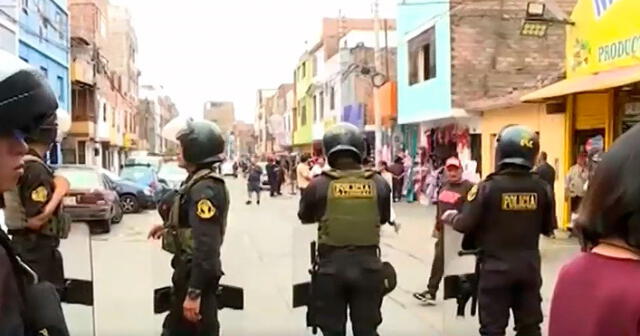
(450, 0, 576, 108)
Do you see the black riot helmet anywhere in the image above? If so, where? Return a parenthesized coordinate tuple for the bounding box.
(322, 122, 365, 166)
(0, 50, 58, 135)
(495, 125, 540, 170)
(25, 113, 57, 146)
(162, 117, 225, 165)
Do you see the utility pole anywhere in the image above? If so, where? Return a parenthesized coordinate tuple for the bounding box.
(373, 0, 382, 165)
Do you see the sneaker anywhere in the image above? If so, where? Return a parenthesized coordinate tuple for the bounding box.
(257, 200, 260, 205)
(246, 200, 252, 205)
(413, 291, 436, 305)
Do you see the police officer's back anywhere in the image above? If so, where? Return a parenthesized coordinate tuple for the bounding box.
(298, 123, 392, 336)
(448, 125, 556, 336)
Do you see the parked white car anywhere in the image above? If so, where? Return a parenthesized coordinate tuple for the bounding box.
(221, 160, 237, 177)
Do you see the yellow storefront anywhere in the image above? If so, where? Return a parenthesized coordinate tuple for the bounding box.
(522, 0, 640, 228)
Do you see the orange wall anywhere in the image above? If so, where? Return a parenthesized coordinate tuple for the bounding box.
(376, 80, 397, 127)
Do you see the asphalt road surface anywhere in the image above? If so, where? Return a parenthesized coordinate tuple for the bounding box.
(58, 177, 580, 336)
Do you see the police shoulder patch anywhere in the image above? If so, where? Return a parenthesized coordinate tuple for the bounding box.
(31, 186, 48, 202)
(467, 184, 478, 202)
(196, 199, 216, 219)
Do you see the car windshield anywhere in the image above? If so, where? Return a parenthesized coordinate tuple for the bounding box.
(120, 166, 155, 185)
(158, 162, 187, 180)
(57, 168, 103, 189)
(101, 169, 121, 182)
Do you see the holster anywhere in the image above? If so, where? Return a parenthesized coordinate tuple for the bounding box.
(217, 284, 244, 310)
(443, 249, 482, 317)
(381, 261, 397, 296)
(62, 279, 93, 306)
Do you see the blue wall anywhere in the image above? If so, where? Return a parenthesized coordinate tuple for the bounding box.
(397, 0, 452, 125)
(18, 0, 69, 113)
(18, 0, 69, 164)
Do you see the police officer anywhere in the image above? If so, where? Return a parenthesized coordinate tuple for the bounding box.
(0, 50, 61, 335)
(442, 125, 556, 336)
(298, 122, 393, 336)
(4, 111, 70, 295)
(148, 117, 229, 336)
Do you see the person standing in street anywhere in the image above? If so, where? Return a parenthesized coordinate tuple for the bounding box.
(548, 123, 640, 336)
(296, 153, 312, 195)
(442, 125, 556, 336)
(246, 158, 262, 205)
(379, 161, 399, 228)
(534, 151, 556, 192)
(565, 152, 588, 227)
(388, 156, 405, 202)
(266, 156, 280, 197)
(0, 50, 67, 336)
(5, 111, 71, 296)
(149, 118, 229, 336)
(298, 123, 395, 336)
(413, 156, 473, 305)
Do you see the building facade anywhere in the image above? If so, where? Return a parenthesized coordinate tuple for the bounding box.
(138, 84, 178, 155)
(272, 83, 293, 152)
(254, 89, 276, 155)
(522, 0, 640, 227)
(0, 0, 18, 54)
(18, 0, 69, 164)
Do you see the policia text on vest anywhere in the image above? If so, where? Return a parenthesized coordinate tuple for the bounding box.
(296, 169, 397, 335)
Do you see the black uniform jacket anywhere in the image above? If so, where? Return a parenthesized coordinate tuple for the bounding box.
(19, 149, 54, 219)
(178, 175, 228, 291)
(298, 172, 391, 225)
(452, 168, 556, 266)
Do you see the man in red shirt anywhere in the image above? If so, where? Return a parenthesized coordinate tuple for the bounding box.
(414, 157, 473, 305)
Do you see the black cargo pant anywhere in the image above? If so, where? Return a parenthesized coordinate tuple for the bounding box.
(315, 247, 384, 336)
(162, 257, 220, 336)
(10, 232, 64, 291)
(478, 258, 543, 336)
(426, 232, 444, 296)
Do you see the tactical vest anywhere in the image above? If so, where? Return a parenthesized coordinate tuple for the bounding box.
(162, 169, 228, 256)
(318, 169, 381, 247)
(3, 155, 70, 238)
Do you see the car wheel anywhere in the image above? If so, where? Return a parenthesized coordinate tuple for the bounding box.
(112, 203, 123, 224)
(89, 220, 110, 235)
(120, 194, 140, 214)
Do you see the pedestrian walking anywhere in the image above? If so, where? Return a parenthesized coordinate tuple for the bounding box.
(5, 112, 71, 296)
(442, 125, 556, 336)
(414, 156, 473, 305)
(289, 155, 298, 195)
(388, 156, 405, 202)
(246, 159, 262, 205)
(298, 123, 396, 336)
(276, 159, 285, 196)
(548, 124, 640, 336)
(0, 50, 69, 336)
(149, 118, 230, 336)
(534, 151, 556, 191)
(296, 153, 312, 195)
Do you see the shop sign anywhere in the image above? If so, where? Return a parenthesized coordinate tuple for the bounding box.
(567, 0, 640, 78)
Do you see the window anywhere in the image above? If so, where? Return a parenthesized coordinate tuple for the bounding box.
(40, 66, 47, 77)
(330, 86, 335, 110)
(77, 141, 86, 164)
(55, 12, 64, 40)
(313, 95, 317, 122)
(300, 102, 307, 126)
(103, 103, 107, 122)
(22, 0, 28, 14)
(57, 76, 64, 102)
(319, 92, 324, 120)
(408, 26, 436, 85)
(302, 63, 306, 78)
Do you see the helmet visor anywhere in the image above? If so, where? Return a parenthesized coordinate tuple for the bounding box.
(161, 116, 195, 144)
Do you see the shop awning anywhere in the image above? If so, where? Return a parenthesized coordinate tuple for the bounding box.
(521, 64, 640, 102)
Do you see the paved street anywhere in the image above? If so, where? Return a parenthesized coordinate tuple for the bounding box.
(59, 177, 580, 336)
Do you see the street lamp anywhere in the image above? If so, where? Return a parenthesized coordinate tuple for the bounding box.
(520, 1, 573, 38)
